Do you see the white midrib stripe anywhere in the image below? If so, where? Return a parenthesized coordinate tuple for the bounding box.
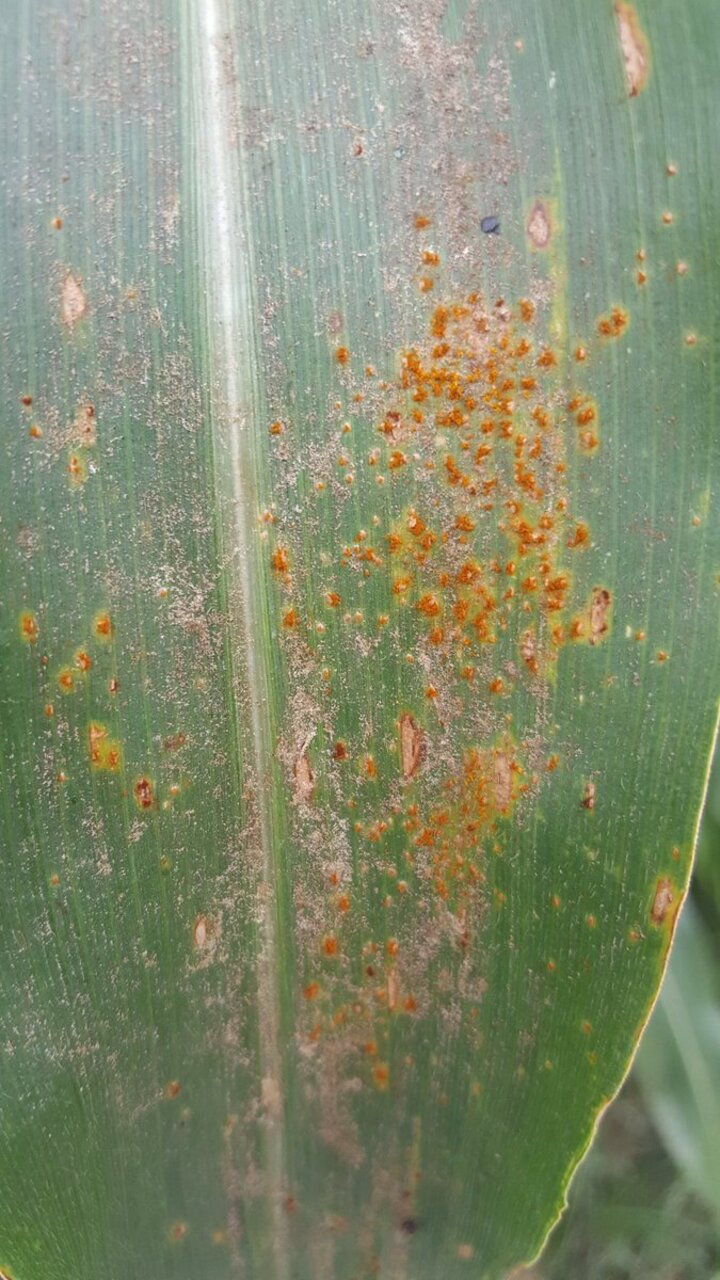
(190, 3, 288, 1274)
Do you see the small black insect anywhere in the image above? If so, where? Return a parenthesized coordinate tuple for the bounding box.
(401, 1217, 418, 1235)
(481, 215, 501, 235)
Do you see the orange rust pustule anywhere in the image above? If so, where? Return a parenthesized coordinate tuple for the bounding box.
(567, 522, 590, 549)
(403, 741, 524, 913)
(276, 273, 597, 717)
(93, 610, 114, 639)
(75, 649, 92, 672)
(67, 451, 88, 485)
(271, 546, 290, 574)
(19, 611, 39, 643)
(597, 307, 629, 339)
(88, 722, 122, 772)
(134, 776, 154, 809)
(382, 282, 579, 585)
(57, 666, 77, 693)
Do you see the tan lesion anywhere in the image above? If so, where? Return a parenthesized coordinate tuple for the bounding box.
(615, 2, 650, 97)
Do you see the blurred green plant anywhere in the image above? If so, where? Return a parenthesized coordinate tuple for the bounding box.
(538, 750, 720, 1279)
(635, 899, 720, 1223)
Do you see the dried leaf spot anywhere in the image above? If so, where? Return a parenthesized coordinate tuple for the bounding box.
(520, 630, 539, 675)
(261, 1076, 282, 1119)
(60, 272, 89, 327)
(590, 588, 611, 644)
(581, 781, 596, 810)
(400, 713, 425, 780)
(651, 877, 674, 925)
(526, 201, 551, 250)
(67, 451, 89, 486)
(493, 752, 513, 813)
(293, 750, 315, 805)
(71, 402, 97, 447)
(193, 915, 210, 948)
(615, 2, 650, 96)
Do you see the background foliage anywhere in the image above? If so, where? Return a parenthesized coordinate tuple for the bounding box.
(538, 749, 720, 1280)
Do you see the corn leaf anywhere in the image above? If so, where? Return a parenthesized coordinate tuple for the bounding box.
(1, 1, 719, 1277)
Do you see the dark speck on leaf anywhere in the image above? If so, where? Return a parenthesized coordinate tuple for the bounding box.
(481, 216, 501, 235)
(401, 1218, 418, 1234)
